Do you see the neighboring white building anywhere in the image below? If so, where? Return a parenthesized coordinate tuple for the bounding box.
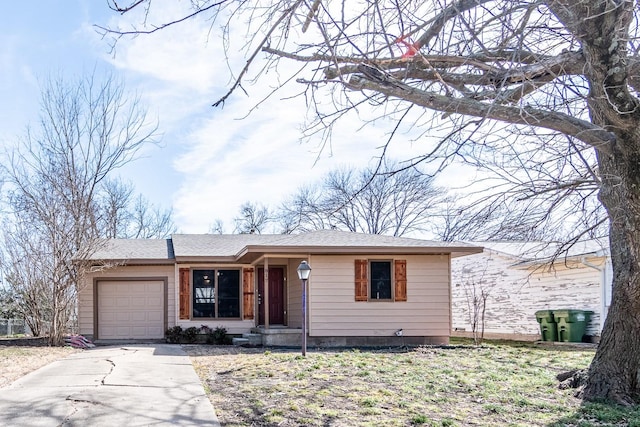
(451, 240, 612, 341)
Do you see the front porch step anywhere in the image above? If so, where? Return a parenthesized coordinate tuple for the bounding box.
(250, 327, 302, 347)
(232, 337, 249, 346)
(242, 333, 263, 346)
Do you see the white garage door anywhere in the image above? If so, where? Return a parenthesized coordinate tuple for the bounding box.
(97, 280, 165, 339)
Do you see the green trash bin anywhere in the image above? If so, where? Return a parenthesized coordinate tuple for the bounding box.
(535, 310, 557, 341)
(554, 309, 593, 342)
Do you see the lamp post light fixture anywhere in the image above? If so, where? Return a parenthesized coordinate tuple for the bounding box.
(297, 260, 311, 356)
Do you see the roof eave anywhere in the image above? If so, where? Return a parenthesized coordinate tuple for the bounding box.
(510, 251, 606, 269)
(237, 244, 483, 259)
(89, 258, 175, 266)
(174, 255, 238, 264)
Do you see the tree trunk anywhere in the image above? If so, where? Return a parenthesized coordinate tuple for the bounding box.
(577, 1, 640, 403)
(583, 141, 640, 405)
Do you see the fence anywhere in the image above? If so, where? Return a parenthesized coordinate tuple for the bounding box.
(0, 319, 26, 336)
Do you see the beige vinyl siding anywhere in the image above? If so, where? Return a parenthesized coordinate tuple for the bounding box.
(451, 251, 604, 338)
(78, 265, 175, 338)
(287, 258, 305, 328)
(308, 254, 451, 337)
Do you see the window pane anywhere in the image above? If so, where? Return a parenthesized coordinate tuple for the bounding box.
(193, 269, 215, 318)
(218, 270, 240, 318)
(370, 261, 392, 300)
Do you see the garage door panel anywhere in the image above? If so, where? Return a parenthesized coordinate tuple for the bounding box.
(101, 298, 116, 308)
(100, 326, 114, 336)
(99, 312, 116, 322)
(148, 296, 162, 305)
(147, 327, 164, 337)
(131, 326, 149, 337)
(147, 312, 163, 322)
(119, 330, 130, 338)
(130, 297, 146, 306)
(98, 281, 165, 340)
(116, 312, 131, 321)
(118, 296, 133, 306)
(130, 312, 146, 322)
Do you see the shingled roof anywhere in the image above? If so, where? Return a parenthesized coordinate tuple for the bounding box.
(463, 239, 609, 267)
(89, 238, 175, 264)
(88, 230, 481, 264)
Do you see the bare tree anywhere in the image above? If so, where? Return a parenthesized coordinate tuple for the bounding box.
(234, 202, 272, 234)
(98, 179, 176, 239)
(100, 178, 135, 239)
(436, 197, 572, 242)
(1, 72, 157, 345)
(278, 184, 332, 234)
(129, 195, 176, 238)
(103, 1, 640, 404)
(1, 221, 51, 336)
(456, 260, 493, 346)
(209, 219, 226, 234)
(279, 162, 444, 236)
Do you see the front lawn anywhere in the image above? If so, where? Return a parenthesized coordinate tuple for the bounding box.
(186, 341, 640, 426)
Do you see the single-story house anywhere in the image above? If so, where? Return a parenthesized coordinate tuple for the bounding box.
(450, 240, 611, 341)
(79, 230, 481, 346)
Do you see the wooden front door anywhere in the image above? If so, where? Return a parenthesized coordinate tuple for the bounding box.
(258, 267, 285, 325)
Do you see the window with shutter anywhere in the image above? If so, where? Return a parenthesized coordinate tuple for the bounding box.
(370, 261, 392, 300)
(191, 269, 241, 319)
(394, 259, 407, 302)
(179, 268, 190, 320)
(243, 268, 255, 320)
(355, 259, 408, 302)
(354, 259, 368, 301)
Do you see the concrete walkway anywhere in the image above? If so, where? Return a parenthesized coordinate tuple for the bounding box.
(0, 344, 220, 426)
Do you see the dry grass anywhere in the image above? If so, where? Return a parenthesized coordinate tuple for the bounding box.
(186, 341, 640, 427)
(0, 346, 78, 388)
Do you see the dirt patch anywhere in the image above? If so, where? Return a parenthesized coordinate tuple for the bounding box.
(0, 346, 79, 388)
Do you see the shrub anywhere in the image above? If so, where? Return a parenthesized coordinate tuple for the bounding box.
(201, 325, 214, 344)
(212, 326, 228, 344)
(165, 326, 183, 343)
(166, 324, 229, 344)
(183, 326, 200, 343)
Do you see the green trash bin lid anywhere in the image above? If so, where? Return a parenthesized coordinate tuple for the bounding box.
(534, 310, 555, 322)
(554, 309, 593, 323)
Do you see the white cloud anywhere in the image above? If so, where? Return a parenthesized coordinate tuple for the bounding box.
(103, 4, 435, 233)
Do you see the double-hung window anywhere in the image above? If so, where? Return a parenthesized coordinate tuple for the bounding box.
(370, 261, 393, 300)
(355, 259, 407, 302)
(192, 269, 240, 318)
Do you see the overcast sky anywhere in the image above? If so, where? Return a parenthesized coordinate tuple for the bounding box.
(0, 1, 447, 234)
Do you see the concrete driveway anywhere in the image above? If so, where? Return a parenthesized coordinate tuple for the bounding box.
(0, 344, 220, 426)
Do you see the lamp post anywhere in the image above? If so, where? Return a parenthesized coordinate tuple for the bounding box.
(297, 260, 311, 356)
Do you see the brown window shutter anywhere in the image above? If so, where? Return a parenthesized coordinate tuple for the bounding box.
(179, 268, 191, 319)
(243, 268, 255, 320)
(394, 260, 407, 302)
(355, 259, 368, 301)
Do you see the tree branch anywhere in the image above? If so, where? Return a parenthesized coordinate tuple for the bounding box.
(347, 75, 615, 154)
(213, 0, 304, 107)
(407, 0, 495, 54)
(98, 1, 230, 36)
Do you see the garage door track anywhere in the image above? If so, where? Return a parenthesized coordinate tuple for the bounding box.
(0, 344, 219, 426)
